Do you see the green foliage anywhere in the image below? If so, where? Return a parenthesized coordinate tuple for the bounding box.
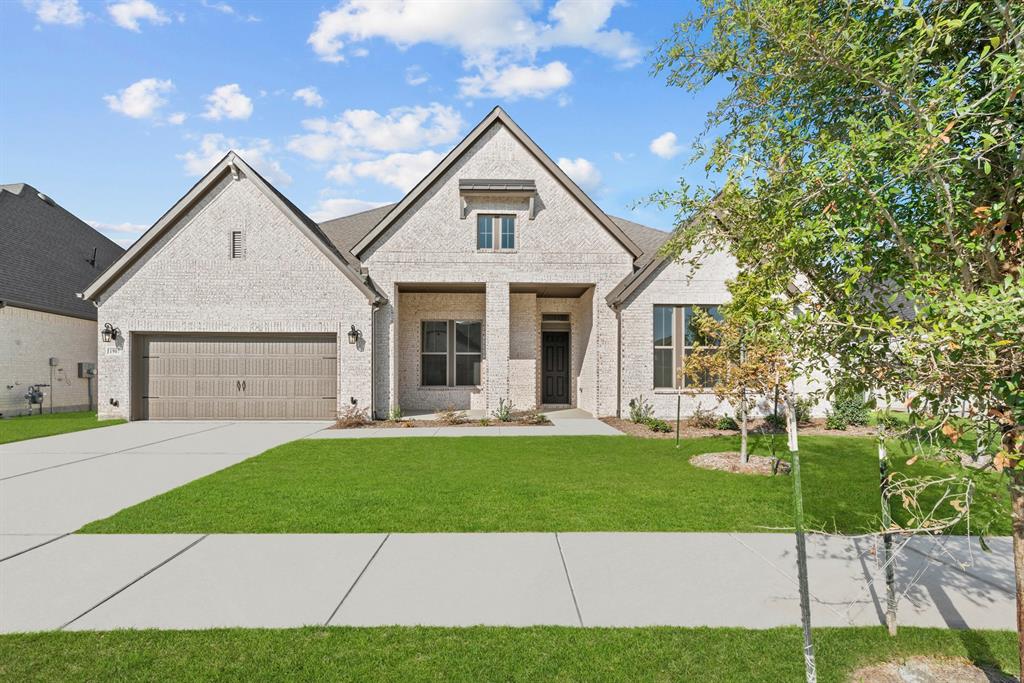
(830, 387, 870, 426)
(795, 397, 816, 425)
(874, 412, 905, 430)
(716, 414, 740, 430)
(388, 405, 403, 421)
(689, 406, 719, 429)
(0, 411, 124, 445)
(492, 398, 514, 422)
(763, 412, 786, 431)
(628, 396, 654, 424)
(646, 417, 672, 432)
(825, 413, 848, 431)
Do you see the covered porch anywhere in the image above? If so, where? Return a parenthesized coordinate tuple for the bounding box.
(388, 282, 597, 416)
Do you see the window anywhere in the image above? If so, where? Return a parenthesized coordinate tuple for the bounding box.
(421, 320, 482, 386)
(652, 305, 721, 389)
(476, 214, 515, 250)
(230, 230, 245, 259)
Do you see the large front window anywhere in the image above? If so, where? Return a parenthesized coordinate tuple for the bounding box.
(652, 305, 721, 389)
(421, 320, 482, 386)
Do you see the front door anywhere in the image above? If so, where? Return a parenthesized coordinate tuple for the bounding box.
(542, 331, 570, 404)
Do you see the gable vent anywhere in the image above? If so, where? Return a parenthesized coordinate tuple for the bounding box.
(230, 230, 245, 259)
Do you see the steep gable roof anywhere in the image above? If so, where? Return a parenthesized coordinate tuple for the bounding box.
(82, 153, 384, 304)
(0, 183, 123, 320)
(350, 106, 643, 259)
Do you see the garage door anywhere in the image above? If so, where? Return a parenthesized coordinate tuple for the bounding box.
(135, 334, 337, 420)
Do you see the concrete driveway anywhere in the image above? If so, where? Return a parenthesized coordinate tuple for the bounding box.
(0, 421, 329, 557)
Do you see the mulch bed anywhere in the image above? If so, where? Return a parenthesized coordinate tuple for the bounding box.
(600, 416, 876, 439)
(689, 451, 790, 476)
(849, 656, 1016, 683)
(332, 418, 552, 430)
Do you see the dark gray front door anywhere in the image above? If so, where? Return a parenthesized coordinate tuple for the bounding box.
(542, 331, 570, 404)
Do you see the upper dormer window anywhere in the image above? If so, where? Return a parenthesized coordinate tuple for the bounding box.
(476, 215, 515, 251)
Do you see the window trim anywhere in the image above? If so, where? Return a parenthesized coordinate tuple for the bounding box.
(475, 213, 516, 251)
(652, 304, 720, 390)
(421, 319, 483, 388)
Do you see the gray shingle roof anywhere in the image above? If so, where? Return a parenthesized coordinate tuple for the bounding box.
(317, 204, 671, 265)
(0, 183, 123, 320)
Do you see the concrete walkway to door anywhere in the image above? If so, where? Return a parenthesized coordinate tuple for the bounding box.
(0, 421, 330, 556)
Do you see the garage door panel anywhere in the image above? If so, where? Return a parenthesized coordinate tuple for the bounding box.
(136, 334, 337, 420)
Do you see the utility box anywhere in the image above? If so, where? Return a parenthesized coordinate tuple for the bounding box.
(78, 362, 96, 378)
(49, 357, 59, 367)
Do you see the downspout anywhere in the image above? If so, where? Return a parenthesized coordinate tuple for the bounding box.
(615, 303, 622, 418)
(369, 300, 379, 420)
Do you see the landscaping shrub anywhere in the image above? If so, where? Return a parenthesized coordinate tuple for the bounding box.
(763, 412, 786, 431)
(715, 415, 739, 430)
(874, 412, 903, 430)
(830, 384, 869, 426)
(825, 412, 848, 430)
(492, 398, 514, 422)
(689, 406, 718, 429)
(477, 418, 493, 427)
(646, 417, 672, 433)
(438, 405, 466, 425)
(795, 397, 816, 425)
(336, 406, 370, 429)
(517, 410, 551, 425)
(628, 396, 654, 424)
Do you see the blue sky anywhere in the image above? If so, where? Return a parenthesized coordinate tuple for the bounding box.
(1, 0, 722, 247)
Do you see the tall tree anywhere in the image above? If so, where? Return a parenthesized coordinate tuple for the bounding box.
(653, 0, 1023, 672)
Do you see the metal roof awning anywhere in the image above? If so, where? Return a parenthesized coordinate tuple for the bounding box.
(458, 179, 538, 219)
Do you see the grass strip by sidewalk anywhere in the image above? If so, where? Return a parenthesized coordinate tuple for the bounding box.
(0, 411, 125, 445)
(0, 626, 1016, 682)
(79, 434, 1010, 535)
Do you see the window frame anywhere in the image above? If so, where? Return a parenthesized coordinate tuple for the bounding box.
(652, 304, 721, 390)
(475, 213, 516, 251)
(420, 319, 483, 388)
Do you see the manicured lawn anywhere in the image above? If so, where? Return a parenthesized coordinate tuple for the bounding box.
(80, 434, 1010, 534)
(0, 411, 125, 445)
(0, 626, 1015, 682)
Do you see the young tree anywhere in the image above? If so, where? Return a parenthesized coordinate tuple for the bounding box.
(653, 0, 1023, 672)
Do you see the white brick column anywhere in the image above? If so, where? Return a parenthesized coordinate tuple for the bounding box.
(485, 281, 510, 413)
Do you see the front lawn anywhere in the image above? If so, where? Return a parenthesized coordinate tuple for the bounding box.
(0, 626, 1015, 682)
(0, 411, 125, 445)
(80, 435, 1010, 534)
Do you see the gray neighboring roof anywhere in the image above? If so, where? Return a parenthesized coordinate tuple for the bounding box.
(608, 216, 671, 264)
(0, 183, 124, 320)
(82, 153, 384, 304)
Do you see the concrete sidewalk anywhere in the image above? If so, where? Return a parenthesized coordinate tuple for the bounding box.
(0, 532, 1012, 633)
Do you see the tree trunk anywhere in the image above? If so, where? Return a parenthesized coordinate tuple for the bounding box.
(1011, 467, 1024, 678)
(788, 392, 817, 683)
(740, 387, 749, 464)
(878, 434, 897, 636)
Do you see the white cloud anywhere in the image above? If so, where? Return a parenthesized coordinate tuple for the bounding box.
(649, 131, 682, 159)
(292, 86, 324, 108)
(405, 65, 429, 86)
(103, 78, 173, 119)
(179, 134, 291, 185)
(308, 197, 388, 222)
(287, 103, 462, 161)
(557, 156, 602, 192)
(307, 0, 638, 99)
(350, 150, 443, 192)
(166, 112, 187, 125)
(87, 219, 148, 247)
(458, 61, 571, 100)
(23, 0, 84, 26)
(351, 47, 369, 57)
(202, 84, 253, 120)
(200, 0, 260, 22)
(107, 0, 169, 32)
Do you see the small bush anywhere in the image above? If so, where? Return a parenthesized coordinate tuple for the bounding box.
(388, 405, 403, 421)
(795, 397, 816, 425)
(830, 384, 869, 426)
(518, 410, 551, 425)
(438, 405, 466, 425)
(646, 417, 672, 433)
(477, 417, 493, 426)
(874, 411, 903, 429)
(628, 396, 654, 424)
(336, 405, 370, 429)
(763, 412, 786, 431)
(715, 415, 739, 430)
(689, 406, 718, 429)
(492, 398, 514, 422)
(825, 412, 848, 430)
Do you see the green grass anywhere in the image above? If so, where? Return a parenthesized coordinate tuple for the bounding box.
(80, 434, 1010, 535)
(0, 626, 1015, 682)
(0, 411, 125, 445)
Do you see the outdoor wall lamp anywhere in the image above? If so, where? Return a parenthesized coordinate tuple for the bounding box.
(347, 324, 362, 345)
(101, 323, 121, 343)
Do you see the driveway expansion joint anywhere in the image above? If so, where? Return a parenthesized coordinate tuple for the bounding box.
(555, 532, 584, 627)
(325, 533, 390, 625)
(0, 532, 72, 563)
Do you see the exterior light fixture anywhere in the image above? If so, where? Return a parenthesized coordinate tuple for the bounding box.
(347, 324, 361, 345)
(102, 323, 121, 343)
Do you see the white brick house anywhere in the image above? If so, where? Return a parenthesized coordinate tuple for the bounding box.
(84, 107, 816, 421)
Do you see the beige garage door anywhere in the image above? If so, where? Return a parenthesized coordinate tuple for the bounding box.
(136, 334, 337, 420)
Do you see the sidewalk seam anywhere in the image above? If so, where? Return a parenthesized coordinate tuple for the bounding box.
(58, 534, 208, 630)
(555, 532, 584, 627)
(0, 532, 72, 563)
(325, 533, 390, 625)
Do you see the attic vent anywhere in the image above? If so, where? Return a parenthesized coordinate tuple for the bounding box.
(230, 230, 245, 259)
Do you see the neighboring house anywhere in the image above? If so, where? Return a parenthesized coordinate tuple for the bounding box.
(1, 184, 124, 416)
(83, 107, 825, 421)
